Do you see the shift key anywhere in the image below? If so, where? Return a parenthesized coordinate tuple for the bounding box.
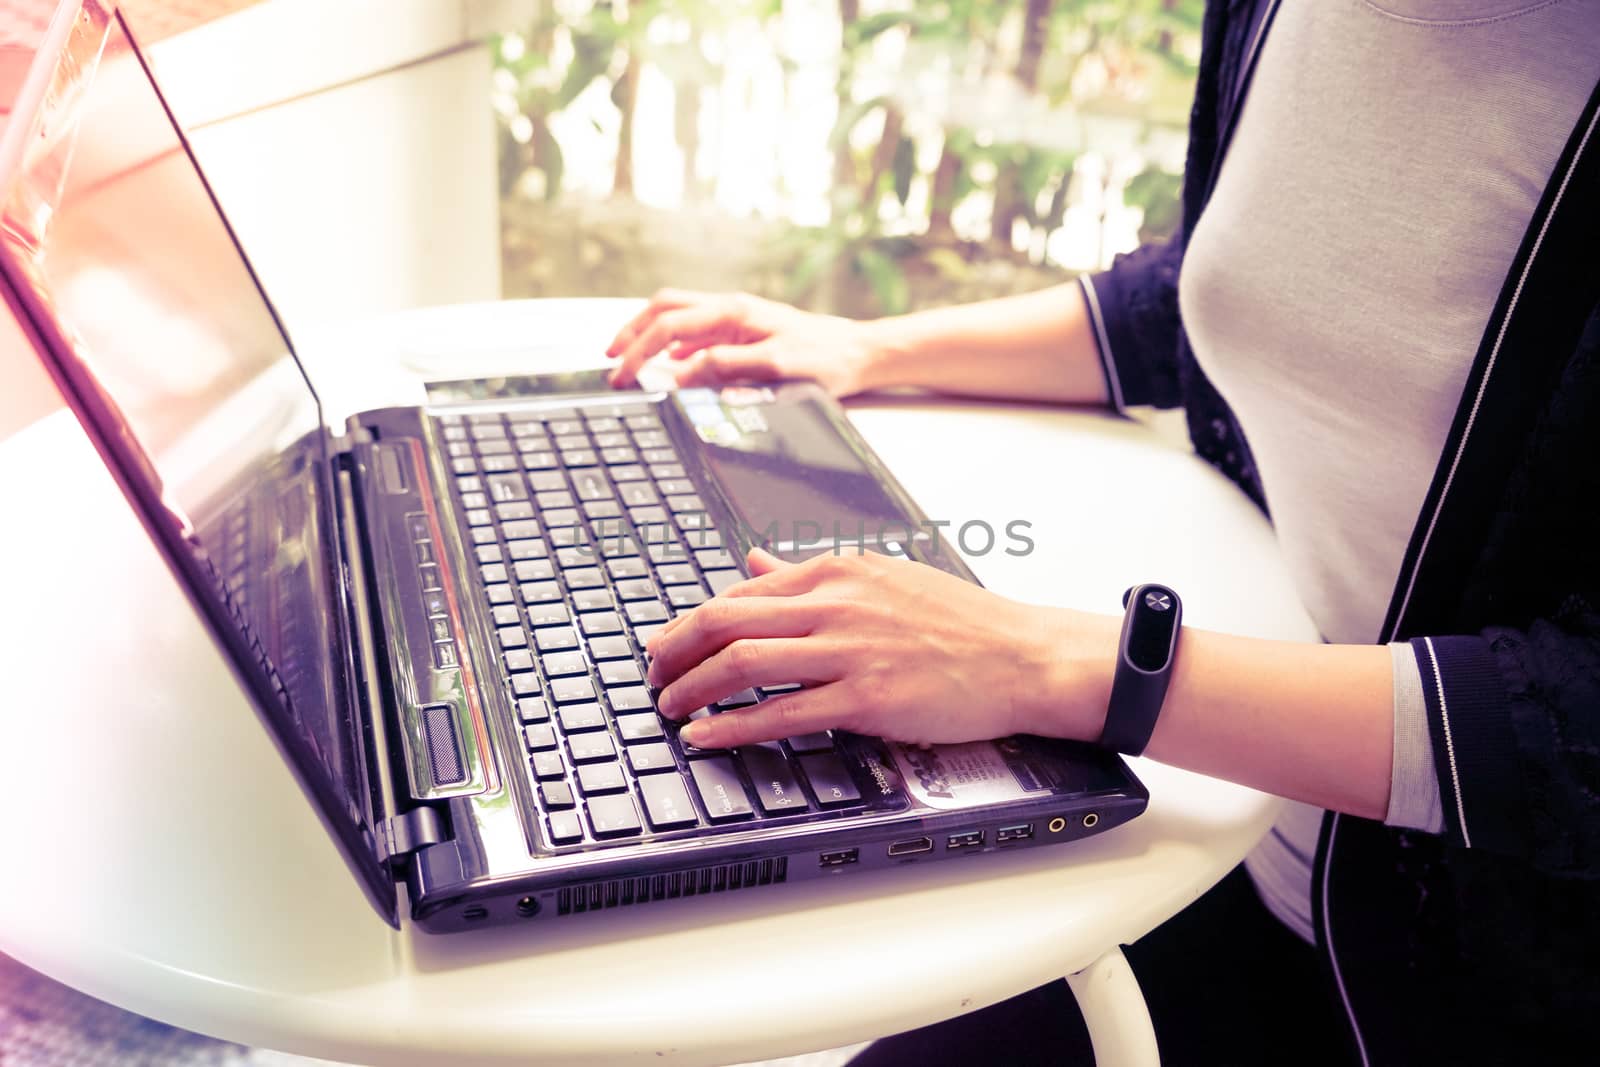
(741, 743, 810, 814)
(689, 757, 753, 821)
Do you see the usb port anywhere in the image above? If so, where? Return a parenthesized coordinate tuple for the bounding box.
(946, 831, 984, 851)
(819, 848, 860, 868)
(996, 824, 1035, 844)
(888, 836, 934, 857)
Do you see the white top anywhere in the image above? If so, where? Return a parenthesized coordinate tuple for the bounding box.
(1178, 0, 1600, 941)
(0, 301, 1317, 1065)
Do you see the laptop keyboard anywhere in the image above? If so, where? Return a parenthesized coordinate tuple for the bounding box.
(435, 403, 865, 848)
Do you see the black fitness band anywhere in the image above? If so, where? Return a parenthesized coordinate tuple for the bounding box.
(1099, 583, 1183, 756)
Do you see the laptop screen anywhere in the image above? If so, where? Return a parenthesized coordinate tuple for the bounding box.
(0, 6, 393, 920)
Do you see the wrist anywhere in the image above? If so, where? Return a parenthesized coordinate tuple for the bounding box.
(853, 313, 922, 392)
(1011, 606, 1120, 741)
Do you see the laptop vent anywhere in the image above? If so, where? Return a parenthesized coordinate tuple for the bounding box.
(555, 857, 788, 916)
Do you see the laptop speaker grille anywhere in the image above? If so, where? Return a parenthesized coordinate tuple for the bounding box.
(421, 704, 466, 786)
(555, 857, 788, 916)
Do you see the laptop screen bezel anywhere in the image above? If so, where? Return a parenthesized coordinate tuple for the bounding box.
(0, 0, 400, 927)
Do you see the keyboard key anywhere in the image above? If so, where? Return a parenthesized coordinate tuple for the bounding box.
(522, 451, 558, 471)
(530, 750, 564, 779)
(576, 761, 627, 795)
(630, 505, 669, 527)
(690, 758, 754, 821)
(655, 563, 699, 586)
(486, 473, 527, 502)
(508, 539, 549, 560)
(518, 697, 550, 723)
(482, 455, 518, 472)
(634, 431, 670, 449)
(800, 754, 861, 806)
(548, 810, 584, 843)
(616, 713, 666, 742)
(614, 578, 657, 600)
(587, 635, 634, 660)
(602, 446, 638, 465)
(608, 686, 655, 713)
(540, 780, 576, 809)
(580, 611, 624, 637)
(451, 457, 476, 476)
(522, 581, 561, 604)
(565, 567, 605, 589)
(634, 623, 667, 647)
(563, 449, 598, 467)
(534, 626, 579, 652)
(639, 774, 699, 829)
(528, 470, 566, 492)
(526, 602, 571, 627)
(666, 584, 709, 609)
(569, 733, 617, 763)
(705, 569, 742, 596)
(475, 544, 503, 565)
(548, 419, 582, 437)
(620, 483, 658, 507)
(479, 562, 508, 584)
(550, 676, 597, 705)
(536, 490, 575, 510)
(715, 688, 759, 709)
(585, 499, 623, 520)
(624, 413, 661, 429)
(465, 508, 493, 527)
(498, 626, 527, 649)
(609, 464, 647, 482)
(469, 526, 496, 546)
(656, 478, 695, 496)
(571, 588, 615, 612)
(786, 731, 833, 753)
(599, 659, 643, 686)
(476, 438, 512, 455)
(513, 559, 555, 582)
(504, 649, 535, 673)
(608, 560, 650, 584)
(524, 724, 557, 750)
(587, 794, 642, 837)
(556, 546, 595, 569)
(492, 604, 521, 627)
(572, 470, 612, 501)
(647, 541, 688, 564)
(542, 651, 587, 677)
(741, 743, 810, 814)
(552, 434, 588, 452)
(666, 494, 705, 515)
(650, 463, 687, 480)
(511, 673, 541, 696)
(496, 501, 535, 522)
(625, 600, 669, 625)
(542, 508, 581, 529)
(627, 742, 676, 773)
(558, 702, 607, 732)
(502, 519, 541, 541)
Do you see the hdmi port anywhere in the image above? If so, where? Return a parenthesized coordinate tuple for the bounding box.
(888, 837, 934, 857)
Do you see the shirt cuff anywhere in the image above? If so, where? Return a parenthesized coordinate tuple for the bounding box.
(1077, 275, 1126, 412)
(1386, 641, 1445, 833)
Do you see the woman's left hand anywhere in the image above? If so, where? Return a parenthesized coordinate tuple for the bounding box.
(645, 548, 1120, 749)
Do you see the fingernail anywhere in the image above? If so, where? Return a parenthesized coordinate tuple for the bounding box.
(655, 686, 674, 717)
(680, 721, 708, 745)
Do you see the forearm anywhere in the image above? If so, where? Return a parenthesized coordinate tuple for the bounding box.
(1033, 619, 1396, 820)
(859, 282, 1110, 406)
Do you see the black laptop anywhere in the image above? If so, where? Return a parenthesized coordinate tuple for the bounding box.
(0, 2, 1146, 931)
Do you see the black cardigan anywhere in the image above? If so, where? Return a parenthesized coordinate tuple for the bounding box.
(1082, 0, 1600, 1061)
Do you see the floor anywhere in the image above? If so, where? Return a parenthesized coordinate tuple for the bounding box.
(0, 952, 867, 1067)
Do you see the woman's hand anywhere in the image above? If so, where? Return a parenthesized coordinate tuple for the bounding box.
(645, 548, 1121, 750)
(605, 289, 886, 396)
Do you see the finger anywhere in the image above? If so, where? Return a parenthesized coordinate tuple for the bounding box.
(606, 289, 703, 358)
(647, 596, 823, 693)
(656, 637, 841, 721)
(715, 549, 843, 600)
(644, 548, 798, 649)
(668, 343, 782, 387)
(610, 302, 743, 388)
(678, 687, 847, 749)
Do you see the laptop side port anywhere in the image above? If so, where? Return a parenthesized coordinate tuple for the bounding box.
(946, 830, 984, 851)
(888, 836, 934, 857)
(819, 848, 860, 868)
(996, 824, 1035, 844)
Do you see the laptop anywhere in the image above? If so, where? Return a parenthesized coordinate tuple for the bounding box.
(0, 2, 1146, 931)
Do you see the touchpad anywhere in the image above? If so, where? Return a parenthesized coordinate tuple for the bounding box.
(676, 387, 928, 559)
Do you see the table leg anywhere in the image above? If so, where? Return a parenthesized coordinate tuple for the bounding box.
(1065, 946, 1160, 1067)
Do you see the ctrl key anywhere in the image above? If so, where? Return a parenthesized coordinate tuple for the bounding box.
(548, 810, 585, 844)
(587, 794, 643, 838)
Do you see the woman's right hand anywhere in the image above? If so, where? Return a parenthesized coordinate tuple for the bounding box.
(605, 289, 888, 397)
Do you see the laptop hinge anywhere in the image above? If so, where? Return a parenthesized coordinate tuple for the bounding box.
(376, 807, 446, 867)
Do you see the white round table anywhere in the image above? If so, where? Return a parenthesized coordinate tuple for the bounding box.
(0, 300, 1316, 1066)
